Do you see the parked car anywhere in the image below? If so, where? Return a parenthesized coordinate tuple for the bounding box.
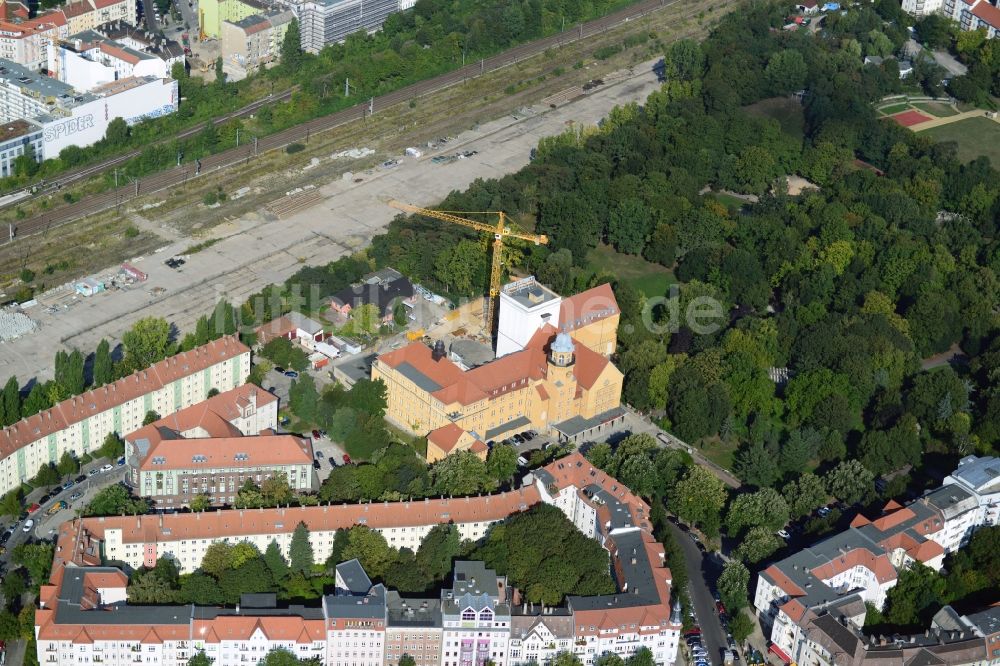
(100, 463, 113, 472)
(267, 387, 277, 394)
(27, 503, 41, 514)
(342, 454, 352, 465)
(818, 506, 831, 517)
(312, 460, 321, 470)
(512, 434, 525, 444)
(22, 519, 33, 532)
(328, 458, 336, 467)
(39, 493, 51, 504)
(62, 481, 75, 491)
(311, 430, 321, 439)
(117, 456, 126, 466)
(521, 431, 534, 441)
(273, 367, 285, 374)
(315, 451, 325, 459)
(684, 628, 702, 638)
(69, 492, 82, 501)
(47, 501, 68, 516)
(284, 370, 299, 378)
(777, 529, 791, 539)
(88, 468, 100, 477)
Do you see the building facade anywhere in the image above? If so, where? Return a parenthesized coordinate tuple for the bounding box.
(373, 282, 625, 462)
(0, 117, 42, 176)
(755, 456, 1000, 666)
(909, 0, 1000, 36)
(0, 336, 249, 496)
(199, 0, 270, 40)
(291, 0, 400, 53)
(37, 453, 681, 665)
(124, 384, 315, 507)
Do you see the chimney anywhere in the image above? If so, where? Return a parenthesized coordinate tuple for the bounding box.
(431, 340, 445, 361)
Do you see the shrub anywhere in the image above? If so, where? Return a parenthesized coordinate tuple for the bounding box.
(19, 268, 34, 283)
(286, 143, 305, 154)
(202, 191, 219, 206)
(124, 225, 139, 238)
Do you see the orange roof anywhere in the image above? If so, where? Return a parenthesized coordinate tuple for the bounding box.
(781, 598, 807, 623)
(470, 440, 488, 454)
(60, 0, 94, 17)
(136, 434, 312, 471)
(871, 506, 916, 532)
(427, 423, 465, 453)
(762, 564, 807, 597)
(542, 452, 651, 531)
(99, 41, 140, 64)
(93, 0, 125, 8)
(192, 616, 326, 643)
(128, 384, 275, 441)
(83, 570, 127, 589)
(60, 486, 542, 545)
(809, 548, 897, 584)
(559, 283, 619, 332)
(971, 0, 1000, 28)
(0, 336, 248, 459)
(255, 316, 296, 343)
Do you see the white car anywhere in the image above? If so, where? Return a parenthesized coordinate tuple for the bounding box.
(777, 529, 791, 539)
(100, 463, 114, 472)
(22, 518, 34, 532)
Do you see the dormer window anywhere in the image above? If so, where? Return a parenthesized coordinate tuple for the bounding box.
(461, 608, 476, 621)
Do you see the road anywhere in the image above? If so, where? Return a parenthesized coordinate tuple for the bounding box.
(669, 520, 729, 666)
(7, 0, 701, 236)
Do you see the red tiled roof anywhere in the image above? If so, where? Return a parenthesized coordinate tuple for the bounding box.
(127, 384, 276, 443)
(762, 564, 807, 597)
(136, 434, 312, 471)
(781, 598, 807, 623)
(970, 0, 1000, 28)
(93, 0, 125, 9)
(427, 422, 465, 453)
(99, 41, 140, 64)
(559, 284, 618, 332)
(0, 337, 248, 459)
(809, 548, 897, 584)
(871, 506, 916, 532)
(60, 1, 95, 18)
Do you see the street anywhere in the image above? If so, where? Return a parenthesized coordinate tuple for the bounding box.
(669, 520, 730, 666)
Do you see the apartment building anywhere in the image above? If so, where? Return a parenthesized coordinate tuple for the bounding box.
(754, 455, 1000, 666)
(373, 283, 625, 462)
(291, 0, 400, 53)
(220, 10, 293, 79)
(0, 336, 249, 496)
(908, 0, 1000, 36)
(0, 117, 42, 176)
(385, 591, 443, 666)
(199, 0, 270, 40)
(440, 561, 511, 666)
(53, 30, 175, 91)
(125, 384, 315, 507)
(38, 452, 682, 665)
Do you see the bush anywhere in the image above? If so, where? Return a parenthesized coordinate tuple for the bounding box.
(19, 269, 34, 283)
(286, 143, 305, 154)
(123, 225, 139, 238)
(593, 45, 622, 60)
(202, 191, 219, 206)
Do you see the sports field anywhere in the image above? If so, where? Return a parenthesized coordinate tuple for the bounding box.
(923, 117, 1000, 167)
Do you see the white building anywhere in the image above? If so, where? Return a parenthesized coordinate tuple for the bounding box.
(291, 0, 402, 53)
(0, 117, 42, 176)
(910, 0, 1000, 36)
(0, 336, 249, 496)
(440, 561, 511, 666)
(53, 31, 173, 91)
(508, 613, 575, 665)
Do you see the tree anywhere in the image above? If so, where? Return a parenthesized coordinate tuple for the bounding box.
(735, 526, 783, 564)
(104, 117, 130, 147)
(22, 383, 51, 418)
(289, 375, 320, 424)
(0, 490, 22, 518)
(725, 488, 789, 537)
(0, 611, 20, 641)
(34, 463, 60, 487)
(200, 543, 234, 578)
(415, 524, 461, 583)
(608, 199, 649, 254)
(98, 432, 125, 460)
(190, 494, 212, 512)
(264, 540, 289, 581)
(398, 656, 417, 666)
(179, 572, 224, 605)
(718, 560, 750, 613)
(783, 473, 827, 519)
(669, 466, 727, 536)
(214, 56, 225, 85)
(883, 562, 948, 626)
(122, 317, 171, 373)
(289, 521, 314, 574)
(2, 376, 19, 426)
(142, 410, 161, 426)
(765, 49, 808, 94)
(824, 460, 875, 505)
(729, 609, 754, 644)
(93, 339, 113, 387)
(85, 484, 149, 516)
(280, 18, 302, 71)
(56, 451, 78, 477)
(339, 526, 397, 580)
(187, 651, 213, 666)
(12, 143, 38, 178)
(732, 441, 780, 489)
(486, 444, 518, 483)
(11, 542, 55, 587)
(261, 473, 293, 506)
(625, 648, 655, 666)
(393, 301, 408, 327)
(432, 451, 495, 496)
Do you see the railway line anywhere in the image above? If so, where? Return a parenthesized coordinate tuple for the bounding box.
(10, 0, 710, 240)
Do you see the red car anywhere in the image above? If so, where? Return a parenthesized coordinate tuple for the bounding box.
(684, 628, 702, 638)
(311, 429, 321, 439)
(342, 454, 352, 465)
(716, 601, 727, 615)
(27, 503, 40, 514)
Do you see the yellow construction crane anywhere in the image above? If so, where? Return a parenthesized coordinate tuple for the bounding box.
(388, 200, 548, 334)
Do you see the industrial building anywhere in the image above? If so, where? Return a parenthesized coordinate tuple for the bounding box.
(37, 452, 682, 665)
(0, 57, 178, 160)
(0, 336, 250, 496)
(124, 384, 316, 507)
(372, 280, 624, 462)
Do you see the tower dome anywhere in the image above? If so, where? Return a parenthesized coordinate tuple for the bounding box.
(551, 332, 575, 354)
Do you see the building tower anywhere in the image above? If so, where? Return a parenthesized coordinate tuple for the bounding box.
(549, 332, 575, 367)
(670, 597, 682, 626)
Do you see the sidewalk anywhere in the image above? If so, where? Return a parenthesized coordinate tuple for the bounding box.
(911, 108, 997, 132)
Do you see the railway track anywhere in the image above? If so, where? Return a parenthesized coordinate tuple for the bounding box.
(11, 0, 712, 240)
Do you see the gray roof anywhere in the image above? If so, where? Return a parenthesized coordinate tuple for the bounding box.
(363, 268, 403, 285)
(385, 591, 442, 628)
(0, 59, 92, 109)
(510, 612, 574, 640)
(332, 353, 375, 384)
(950, 455, 1000, 494)
(56, 567, 192, 625)
(922, 484, 978, 520)
(502, 278, 559, 309)
(442, 561, 511, 618)
(485, 415, 531, 441)
(552, 406, 626, 438)
(449, 338, 495, 369)
(567, 530, 656, 611)
(324, 583, 387, 619)
(336, 559, 372, 595)
(395, 361, 442, 392)
(965, 605, 1000, 636)
(234, 13, 269, 29)
(286, 311, 324, 335)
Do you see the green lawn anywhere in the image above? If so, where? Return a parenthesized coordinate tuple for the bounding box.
(587, 244, 675, 297)
(709, 192, 750, 211)
(743, 97, 806, 138)
(912, 102, 958, 118)
(696, 438, 738, 473)
(877, 103, 910, 115)
(922, 117, 1000, 167)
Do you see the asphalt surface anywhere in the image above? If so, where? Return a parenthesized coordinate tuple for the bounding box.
(7, 0, 701, 237)
(669, 520, 730, 666)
